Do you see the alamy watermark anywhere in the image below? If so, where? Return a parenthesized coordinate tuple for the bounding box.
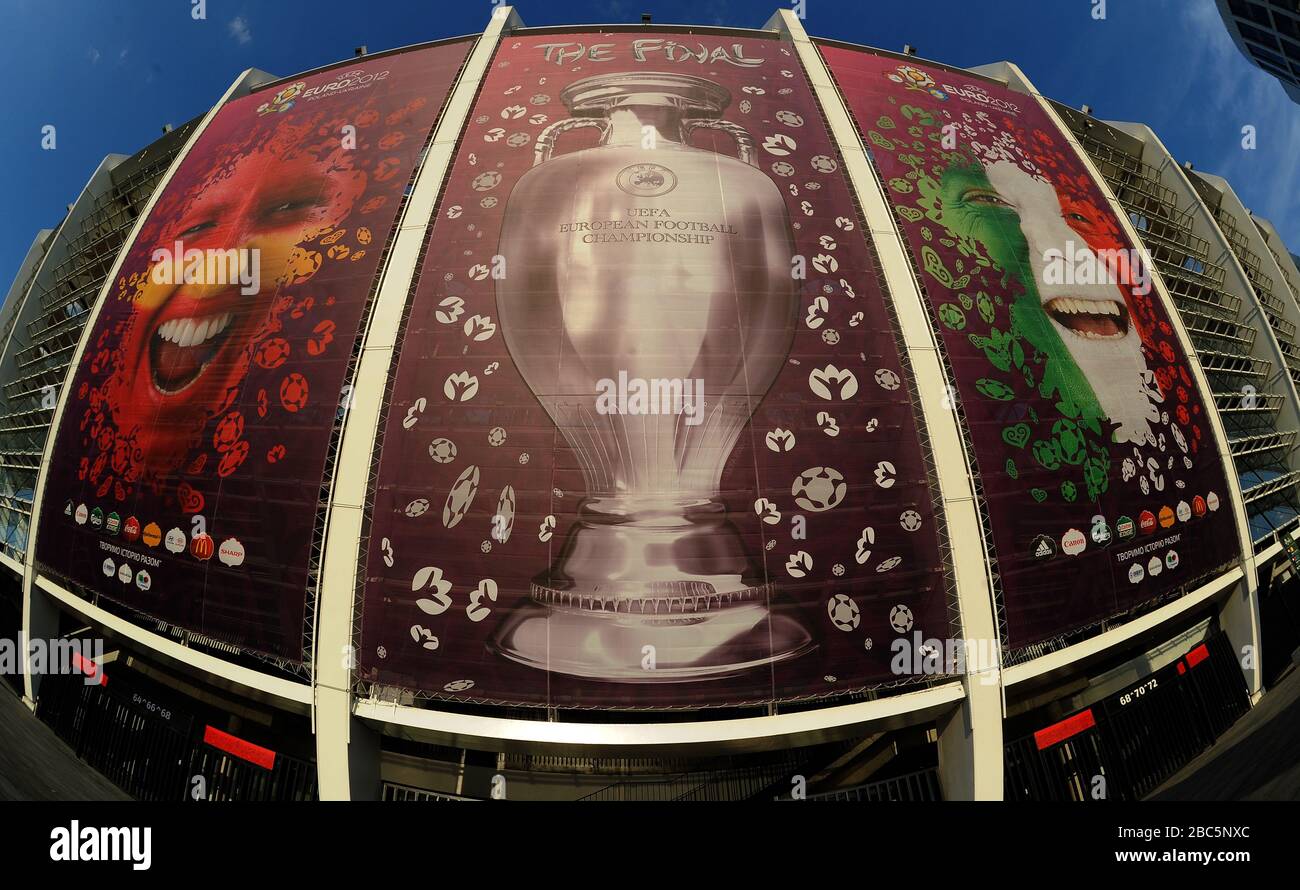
(1041, 240, 1151, 296)
(0, 633, 106, 684)
(50, 821, 151, 871)
(149, 241, 260, 295)
(890, 633, 1001, 684)
(595, 371, 705, 426)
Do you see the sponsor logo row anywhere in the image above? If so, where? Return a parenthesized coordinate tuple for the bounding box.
(1030, 492, 1220, 562)
(1124, 550, 1180, 586)
(102, 557, 153, 592)
(65, 501, 245, 567)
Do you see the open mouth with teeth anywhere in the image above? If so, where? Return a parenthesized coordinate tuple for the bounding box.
(149, 311, 237, 394)
(1045, 297, 1129, 340)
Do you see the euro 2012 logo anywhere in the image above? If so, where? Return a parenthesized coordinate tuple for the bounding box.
(887, 65, 947, 101)
(257, 82, 305, 116)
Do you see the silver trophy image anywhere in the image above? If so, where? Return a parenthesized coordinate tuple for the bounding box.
(491, 72, 812, 681)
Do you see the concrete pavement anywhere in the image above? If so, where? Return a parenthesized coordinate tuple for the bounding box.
(0, 679, 129, 801)
(1151, 664, 1300, 800)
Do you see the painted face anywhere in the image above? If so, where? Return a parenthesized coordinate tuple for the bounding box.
(110, 142, 367, 474)
(938, 159, 1159, 446)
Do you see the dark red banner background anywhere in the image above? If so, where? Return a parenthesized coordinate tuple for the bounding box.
(37, 42, 471, 662)
(360, 32, 952, 708)
(822, 45, 1242, 646)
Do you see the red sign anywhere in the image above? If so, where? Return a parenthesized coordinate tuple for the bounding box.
(202, 725, 276, 770)
(72, 651, 107, 687)
(1034, 709, 1096, 750)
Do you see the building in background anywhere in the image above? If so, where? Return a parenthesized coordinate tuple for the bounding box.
(0, 123, 198, 558)
(1216, 0, 1300, 102)
(1, 6, 1298, 802)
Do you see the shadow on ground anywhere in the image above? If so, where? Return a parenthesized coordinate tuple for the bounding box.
(0, 680, 129, 801)
(1151, 663, 1300, 801)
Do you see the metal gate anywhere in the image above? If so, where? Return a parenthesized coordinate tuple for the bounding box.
(1260, 569, 1300, 687)
(1004, 629, 1249, 801)
(805, 767, 943, 801)
(35, 668, 317, 801)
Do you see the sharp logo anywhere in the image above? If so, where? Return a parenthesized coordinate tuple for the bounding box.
(218, 537, 246, 567)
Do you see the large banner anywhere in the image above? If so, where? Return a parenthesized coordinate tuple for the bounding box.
(822, 46, 1242, 645)
(36, 42, 471, 661)
(359, 33, 952, 708)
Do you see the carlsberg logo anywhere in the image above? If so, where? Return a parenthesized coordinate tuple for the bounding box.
(595, 371, 705, 426)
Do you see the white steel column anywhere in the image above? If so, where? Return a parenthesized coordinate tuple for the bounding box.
(1000, 64, 1263, 703)
(20, 67, 274, 709)
(311, 5, 523, 800)
(768, 9, 1004, 800)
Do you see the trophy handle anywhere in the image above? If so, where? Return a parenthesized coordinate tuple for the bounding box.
(533, 118, 610, 166)
(681, 119, 757, 167)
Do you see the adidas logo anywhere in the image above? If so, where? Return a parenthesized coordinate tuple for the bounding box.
(1031, 534, 1056, 559)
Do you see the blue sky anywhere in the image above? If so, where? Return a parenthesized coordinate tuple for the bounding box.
(3, 0, 1297, 283)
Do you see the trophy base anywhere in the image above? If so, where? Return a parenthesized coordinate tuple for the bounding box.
(488, 590, 814, 683)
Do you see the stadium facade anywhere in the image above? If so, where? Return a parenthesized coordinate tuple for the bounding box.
(1, 7, 1298, 800)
